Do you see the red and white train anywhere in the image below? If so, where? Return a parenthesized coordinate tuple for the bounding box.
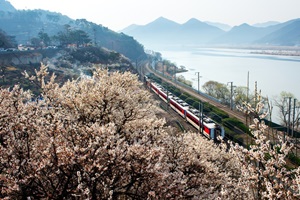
(145, 76, 225, 140)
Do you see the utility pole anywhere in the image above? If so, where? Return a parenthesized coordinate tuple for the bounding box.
(288, 97, 292, 139)
(247, 71, 249, 102)
(285, 96, 292, 142)
(195, 72, 202, 94)
(292, 98, 297, 138)
(254, 81, 257, 109)
(227, 81, 234, 110)
(174, 66, 176, 82)
(246, 71, 249, 126)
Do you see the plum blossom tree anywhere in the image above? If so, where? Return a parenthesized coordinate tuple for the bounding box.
(0, 63, 300, 199)
(0, 64, 165, 198)
(234, 92, 300, 199)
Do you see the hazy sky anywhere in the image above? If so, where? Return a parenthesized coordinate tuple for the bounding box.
(8, 0, 300, 31)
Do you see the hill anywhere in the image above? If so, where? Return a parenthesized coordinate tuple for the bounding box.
(0, 0, 16, 12)
(0, 46, 135, 93)
(0, 4, 146, 61)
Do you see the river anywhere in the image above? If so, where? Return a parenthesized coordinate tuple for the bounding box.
(158, 47, 300, 123)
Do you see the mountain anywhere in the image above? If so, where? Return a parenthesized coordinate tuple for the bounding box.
(0, 9, 73, 40)
(122, 17, 300, 48)
(204, 21, 232, 31)
(178, 18, 225, 43)
(205, 19, 300, 45)
(120, 24, 141, 33)
(142, 17, 180, 32)
(123, 17, 180, 37)
(0, 4, 146, 61)
(211, 23, 277, 45)
(0, 0, 16, 12)
(124, 17, 180, 39)
(252, 21, 280, 27)
(121, 17, 180, 49)
(122, 17, 224, 50)
(256, 19, 300, 46)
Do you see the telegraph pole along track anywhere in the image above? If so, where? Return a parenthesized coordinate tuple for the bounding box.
(141, 62, 253, 146)
(137, 60, 300, 166)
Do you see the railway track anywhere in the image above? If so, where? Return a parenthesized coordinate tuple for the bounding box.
(143, 63, 248, 124)
(142, 62, 300, 152)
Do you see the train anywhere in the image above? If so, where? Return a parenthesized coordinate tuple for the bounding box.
(144, 76, 225, 140)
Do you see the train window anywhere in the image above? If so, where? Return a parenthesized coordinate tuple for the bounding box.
(194, 111, 200, 116)
(181, 103, 189, 106)
(203, 117, 213, 123)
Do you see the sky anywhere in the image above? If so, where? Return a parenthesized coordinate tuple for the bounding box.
(7, 0, 300, 31)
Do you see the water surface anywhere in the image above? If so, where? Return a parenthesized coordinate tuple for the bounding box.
(159, 47, 300, 122)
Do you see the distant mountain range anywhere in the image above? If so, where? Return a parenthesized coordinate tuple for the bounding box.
(121, 17, 300, 50)
(252, 21, 280, 28)
(2, 0, 300, 53)
(204, 21, 232, 31)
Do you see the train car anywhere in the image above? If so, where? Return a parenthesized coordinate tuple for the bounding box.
(186, 109, 210, 138)
(149, 82, 171, 103)
(186, 108, 225, 139)
(157, 86, 168, 103)
(144, 76, 225, 140)
(169, 98, 189, 118)
(149, 82, 160, 95)
(145, 77, 172, 104)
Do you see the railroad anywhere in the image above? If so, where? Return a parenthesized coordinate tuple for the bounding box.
(139, 61, 300, 164)
(142, 62, 248, 124)
(144, 75, 225, 140)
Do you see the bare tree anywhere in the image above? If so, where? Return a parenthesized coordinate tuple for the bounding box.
(274, 91, 300, 131)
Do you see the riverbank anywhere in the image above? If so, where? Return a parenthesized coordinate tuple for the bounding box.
(250, 50, 300, 56)
(212, 45, 300, 56)
(159, 47, 300, 125)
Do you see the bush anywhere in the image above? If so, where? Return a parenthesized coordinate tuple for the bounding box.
(288, 153, 300, 166)
(222, 118, 250, 134)
(211, 108, 229, 119)
(185, 97, 196, 106)
(179, 94, 189, 101)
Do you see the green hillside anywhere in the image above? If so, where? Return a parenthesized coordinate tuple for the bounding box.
(0, 9, 146, 61)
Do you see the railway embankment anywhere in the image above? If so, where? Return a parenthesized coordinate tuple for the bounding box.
(143, 62, 253, 147)
(142, 61, 300, 166)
